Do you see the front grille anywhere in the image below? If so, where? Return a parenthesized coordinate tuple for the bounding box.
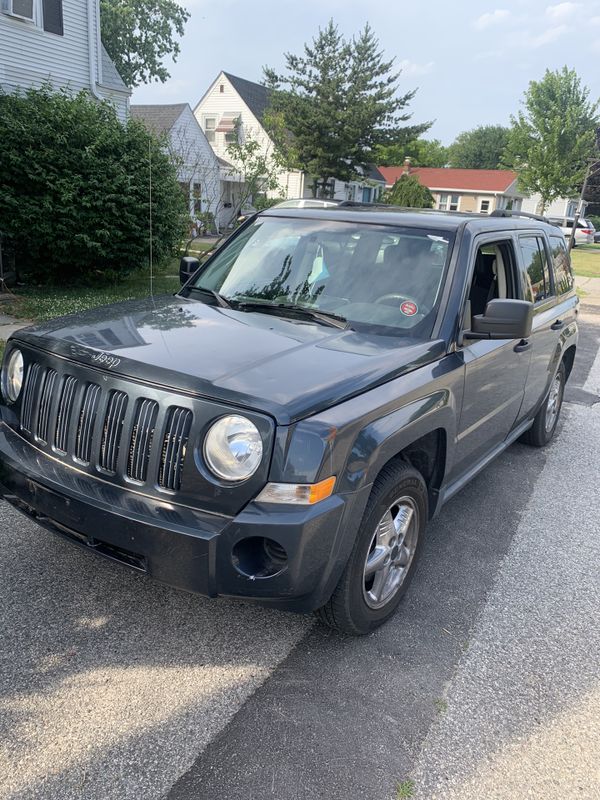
(16, 357, 195, 495)
(36, 368, 57, 444)
(99, 390, 128, 474)
(75, 383, 101, 464)
(127, 398, 159, 483)
(158, 407, 193, 491)
(20, 362, 42, 433)
(55, 375, 78, 454)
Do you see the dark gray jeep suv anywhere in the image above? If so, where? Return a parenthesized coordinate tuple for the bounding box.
(0, 207, 577, 634)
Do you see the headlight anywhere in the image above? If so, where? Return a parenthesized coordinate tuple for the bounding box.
(2, 349, 24, 403)
(203, 415, 263, 481)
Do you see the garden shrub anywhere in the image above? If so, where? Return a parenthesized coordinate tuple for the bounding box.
(0, 86, 187, 284)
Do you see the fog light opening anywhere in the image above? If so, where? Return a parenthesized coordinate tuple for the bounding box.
(232, 536, 288, 579)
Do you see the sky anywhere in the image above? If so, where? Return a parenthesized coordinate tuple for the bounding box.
(131, 0, 600, 144)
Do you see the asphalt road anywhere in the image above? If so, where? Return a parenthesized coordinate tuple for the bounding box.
(1, 309, 599, 800)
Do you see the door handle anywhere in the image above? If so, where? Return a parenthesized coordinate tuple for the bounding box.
(514, 339, 531, 353)
(551, 319, 564, 331)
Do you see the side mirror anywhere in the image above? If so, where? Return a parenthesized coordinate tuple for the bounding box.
(465, 299, 533, 340)
(179, 256, 200, 286)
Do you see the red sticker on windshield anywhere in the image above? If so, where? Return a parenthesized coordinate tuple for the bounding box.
(400, 301, 418, 316)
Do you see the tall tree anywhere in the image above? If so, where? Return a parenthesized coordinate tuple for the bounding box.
(447, 125, 509, 170)
(100, 0, 190, 87)
(504, 67, 599, 212)
(264, 21, 429, 195)
(376, 138, 448, 167)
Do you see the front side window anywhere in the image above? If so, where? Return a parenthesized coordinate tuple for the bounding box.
(549, 236, 574, 295)
(465, 241, 517, 329)
(519, 235, 553, 304)
(189, 218, 455, 336)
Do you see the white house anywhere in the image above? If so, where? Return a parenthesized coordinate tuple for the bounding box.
(0, 0, 129, 120)
(131, 103, 233, 230)
(520, 194, 589, 220)
(194, 71, 386, 203)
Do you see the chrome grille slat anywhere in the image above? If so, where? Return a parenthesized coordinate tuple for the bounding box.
(20, 363, 41, 433)
(127, 398, 158, 483)
(36, 368, 57, 444)
(158, 406, 193, 491)
(54, 375, 78, 454)
(99, 390, 128, 474)
(75, 383, 101, 464)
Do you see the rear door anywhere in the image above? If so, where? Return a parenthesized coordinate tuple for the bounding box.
(518, 233, 564, 418)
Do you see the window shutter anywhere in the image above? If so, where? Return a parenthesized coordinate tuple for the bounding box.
(42, 0, 63, 35)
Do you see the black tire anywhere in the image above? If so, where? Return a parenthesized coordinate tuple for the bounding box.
(316, 461, 428, 635)
(522, 361, 566, 447)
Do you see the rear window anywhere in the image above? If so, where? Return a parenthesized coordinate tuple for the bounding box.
(548, 236, 574, 295)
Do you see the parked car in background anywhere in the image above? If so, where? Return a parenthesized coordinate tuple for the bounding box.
(594, 229, 600, 244)
(0, 207, 578, 635)
(548, 216, 596, 246)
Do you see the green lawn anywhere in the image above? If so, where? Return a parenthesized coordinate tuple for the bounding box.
(4, 261, 181, 323)
(570, 244, 600, 278)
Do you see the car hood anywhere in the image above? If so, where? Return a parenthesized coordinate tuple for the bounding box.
(15, 295, 446, 424)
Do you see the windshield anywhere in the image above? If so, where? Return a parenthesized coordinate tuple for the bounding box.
(187, 217, 454, 336)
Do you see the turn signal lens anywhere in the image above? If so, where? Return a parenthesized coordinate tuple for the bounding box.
(255, 476, 336, 505)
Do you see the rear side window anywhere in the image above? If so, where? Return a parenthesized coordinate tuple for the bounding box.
(548, 236, 574, 295)
(519, 235, 553, 304)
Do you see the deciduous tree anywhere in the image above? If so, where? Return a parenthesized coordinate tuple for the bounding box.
(376, 138, 448, 168)
(100, 0, 189, 87)
(447, 125, 509, 170)
(504, 67, 599, 212)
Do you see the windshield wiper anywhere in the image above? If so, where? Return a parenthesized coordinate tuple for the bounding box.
(232, 301, 350, 330)
(185, 285, 232, 308)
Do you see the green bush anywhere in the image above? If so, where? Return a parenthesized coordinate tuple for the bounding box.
(0, 86, 187, 284)
(382, 174, 434, 208)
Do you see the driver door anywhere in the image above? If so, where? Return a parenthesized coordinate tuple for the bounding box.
(451, 236, 532, 481)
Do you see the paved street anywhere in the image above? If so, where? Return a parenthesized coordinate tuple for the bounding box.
(0, 306, 599, 800)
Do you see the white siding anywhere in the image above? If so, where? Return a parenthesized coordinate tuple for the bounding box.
(194, 73, 301, 200)
(0, 0, 128, 120)
(168, 106, 225, 228)
(521, 194, 585, 218)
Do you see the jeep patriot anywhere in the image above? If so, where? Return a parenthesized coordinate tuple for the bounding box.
(0, 207, 577, 634)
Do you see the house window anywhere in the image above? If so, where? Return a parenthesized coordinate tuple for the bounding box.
(224, 130, 238, 143)
(219, 84, 224, 93)
(449, 194, 460, 211)
(204, 117, 216, 143)
(193, 182, 202, 214)
(480, 199, 490, 213)
(2, 0, 63, 34)
(42, 0, 63, 34)
(439, 194, 459, 211)
(438, 194, 448, 211)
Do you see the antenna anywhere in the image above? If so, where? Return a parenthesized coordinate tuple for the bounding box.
(149, 137, 154, 298)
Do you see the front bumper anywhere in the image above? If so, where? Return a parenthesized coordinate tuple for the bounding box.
(0, 423, 370, 612)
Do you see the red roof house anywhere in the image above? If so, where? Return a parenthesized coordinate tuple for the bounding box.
(378, 161, 524, 214)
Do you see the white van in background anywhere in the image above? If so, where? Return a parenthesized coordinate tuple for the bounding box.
(548, 216, 596, 246)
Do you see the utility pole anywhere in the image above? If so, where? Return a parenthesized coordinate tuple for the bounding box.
(569, 159, 600, 252)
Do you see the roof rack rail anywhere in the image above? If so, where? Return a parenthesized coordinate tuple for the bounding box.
(490, 209, 549, 223)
